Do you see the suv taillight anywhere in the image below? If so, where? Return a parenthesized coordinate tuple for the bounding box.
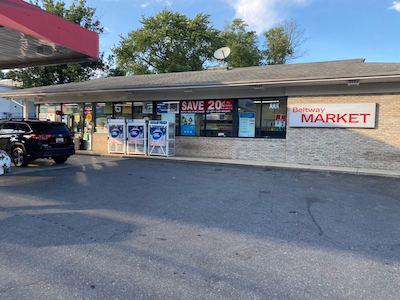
(30, 134, 53, 140)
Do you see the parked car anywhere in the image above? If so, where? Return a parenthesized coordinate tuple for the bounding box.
(0, 119, 75, 167)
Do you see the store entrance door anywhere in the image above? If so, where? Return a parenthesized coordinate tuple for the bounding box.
(82, 103, 94, 151)
(62, 103, 93, 151)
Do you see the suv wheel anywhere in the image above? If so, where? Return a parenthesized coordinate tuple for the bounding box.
(12, 147, 27, 167)
(54, 156, 68, 164)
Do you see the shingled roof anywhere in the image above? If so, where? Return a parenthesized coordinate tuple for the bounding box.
(2, 59, 400, 98)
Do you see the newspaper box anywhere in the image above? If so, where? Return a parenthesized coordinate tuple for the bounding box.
(107, 119, 126, 154)
(148, 121, 175, 156)
(126, 119, 147, 155)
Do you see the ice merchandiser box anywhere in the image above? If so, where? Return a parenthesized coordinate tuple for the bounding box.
(126, 119, 147, 155)
(107, 119, 126, 154)
(148, 120, 175, 157)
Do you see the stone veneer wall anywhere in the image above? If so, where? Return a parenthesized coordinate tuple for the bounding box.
(90, 94, 400, 170)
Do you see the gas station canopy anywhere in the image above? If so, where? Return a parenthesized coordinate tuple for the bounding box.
(0, 0, 99, 69)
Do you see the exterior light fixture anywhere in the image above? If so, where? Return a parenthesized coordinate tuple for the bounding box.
(347, 80, 360, 86)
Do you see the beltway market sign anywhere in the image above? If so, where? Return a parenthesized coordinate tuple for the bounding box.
(288, 103, 376, 128)
(181, 100, 233, 113)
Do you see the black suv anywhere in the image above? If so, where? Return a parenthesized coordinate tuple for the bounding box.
(0, 119, 75, 167)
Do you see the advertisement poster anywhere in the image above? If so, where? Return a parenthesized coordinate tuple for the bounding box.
(288, 103, 377, 128)
(239, 112, 256, 137)
(157, 102, 179, 114)
(180, 100, 233, 113)
(180, 113, 196, 136)
(149, 125, 167, 146)
(127, 125, 144, 144)
(109, 125, 124, 139)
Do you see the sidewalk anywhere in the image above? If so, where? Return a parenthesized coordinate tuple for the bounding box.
(76, 150, 400, 178)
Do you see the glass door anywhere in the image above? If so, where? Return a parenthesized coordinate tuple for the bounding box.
(82, 103, 94, 150)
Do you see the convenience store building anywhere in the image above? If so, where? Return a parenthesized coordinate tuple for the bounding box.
(1, 59, 400, 171)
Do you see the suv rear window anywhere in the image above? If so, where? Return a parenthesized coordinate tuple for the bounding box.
(29, 123, 70, 134)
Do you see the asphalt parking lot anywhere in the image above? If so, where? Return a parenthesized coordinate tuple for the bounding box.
(1, 155, 399, 299)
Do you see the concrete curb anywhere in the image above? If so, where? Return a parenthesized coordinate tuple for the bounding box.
(76, 151, 400, 179)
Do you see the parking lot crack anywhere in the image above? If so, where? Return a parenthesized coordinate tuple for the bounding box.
(306, 197, 324, 236)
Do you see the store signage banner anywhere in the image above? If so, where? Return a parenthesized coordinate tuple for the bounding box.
(288, 103, 376, 128)
(239, 112, 256, 137)
(181, 113, 196, 136)
(181, 100, 233, 113)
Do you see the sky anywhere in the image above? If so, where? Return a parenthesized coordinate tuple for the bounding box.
(65, 0, 400, 63)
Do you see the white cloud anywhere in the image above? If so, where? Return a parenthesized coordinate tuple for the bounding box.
(390, 1, 400, 11)
(140, 0, 173, 9)
(225, 0, 308, 33)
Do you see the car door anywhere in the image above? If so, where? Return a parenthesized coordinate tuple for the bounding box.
(0, 122, 17, 152)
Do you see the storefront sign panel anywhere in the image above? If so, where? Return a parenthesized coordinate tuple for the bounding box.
(180, 100, 234, 113)
(288, 103, 376, 128)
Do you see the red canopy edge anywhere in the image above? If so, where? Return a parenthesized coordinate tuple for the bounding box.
(0, 0, 99, 59)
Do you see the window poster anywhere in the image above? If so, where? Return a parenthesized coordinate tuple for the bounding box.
(180, 113, 196, 136)
(239, 112, 256, 137)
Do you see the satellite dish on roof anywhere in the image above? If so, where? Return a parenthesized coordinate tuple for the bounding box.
(214, 47, 231, 60)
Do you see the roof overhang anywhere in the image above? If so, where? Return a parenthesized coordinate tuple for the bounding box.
(2, 74, 400, 100)
(0, 0, 99, 69)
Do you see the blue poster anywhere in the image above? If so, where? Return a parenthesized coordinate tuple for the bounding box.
(149, 126, 166, 146)
(128, 125, 144, 140)
(239, 112, 256, 137)
(180, 113, 196, 136)
(109, 125, 124, 139)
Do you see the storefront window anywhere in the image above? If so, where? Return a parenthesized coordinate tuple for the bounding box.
(205, 112, 233, 137)
(259, 99, 287, 139)
(62, 103, 83, 133)
(39, 104, 61, 122)
(114, 102, 132, 119)
(157, 102, 180, 133)
(133, 102, 153, 119)
(95, 103, 112, 133)
(180, 100, 234, 137)
(180, 113, 205, 136)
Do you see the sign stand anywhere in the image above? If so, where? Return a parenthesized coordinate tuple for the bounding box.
(148, 121, 175, 157)
(126, 119, 147, 155)
(107, 119, 126, 154)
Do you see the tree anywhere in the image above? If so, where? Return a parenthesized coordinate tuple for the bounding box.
(113, 10, 222, 75)
(263, 20, 305, 65)
(0, 71, 5, 80)
(221, 19, 261, 68)
(7, 0, 104, 88)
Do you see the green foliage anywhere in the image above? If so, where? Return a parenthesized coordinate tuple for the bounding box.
(264, 21, 304, 65)
(8, 0, 104, 88)
(113, 10, 222, 74)
(221, 19, 261, 68)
